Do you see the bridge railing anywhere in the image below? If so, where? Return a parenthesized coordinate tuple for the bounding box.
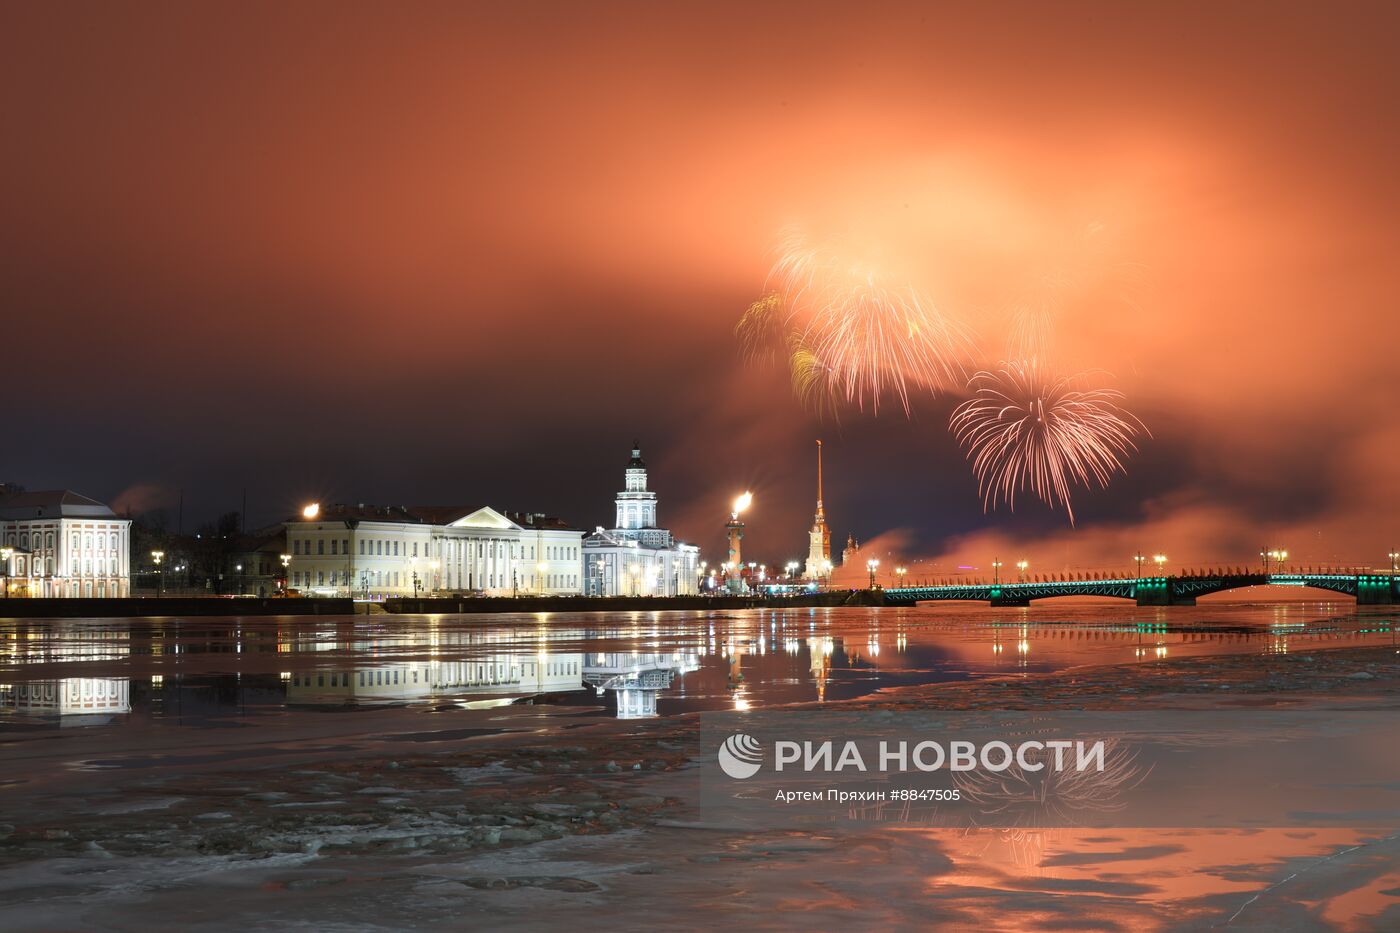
(895, 566, 1394, 589)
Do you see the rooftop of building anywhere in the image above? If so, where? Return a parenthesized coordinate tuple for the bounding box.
(291, 503, 579, 531)
(0, 488, 120, 521)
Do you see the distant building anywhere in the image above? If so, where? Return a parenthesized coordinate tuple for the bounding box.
(583, 444, 700, 596)
(0, 486, 131, 598)
(285, 503, 584, 598)
(223, 528, 288, 597)
(842, 533, 860, 567)
(804, 440, 832, 580)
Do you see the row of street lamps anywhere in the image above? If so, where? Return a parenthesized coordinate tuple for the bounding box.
(128, 541, 1400, 599)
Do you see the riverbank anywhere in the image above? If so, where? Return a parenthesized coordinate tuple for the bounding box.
(0, 596, 356, 618)
(383, 592, 859, 613)
(1, 643, 1395, 929)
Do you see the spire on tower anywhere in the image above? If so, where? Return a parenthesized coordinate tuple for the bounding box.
(805, 438, 832, 580)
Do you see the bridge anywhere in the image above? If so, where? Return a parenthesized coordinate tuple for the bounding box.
(883, 571, 1400, 607)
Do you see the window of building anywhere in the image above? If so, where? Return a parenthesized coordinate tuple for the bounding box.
(317, 540, 325, 555)
(330, 540, 338, 556)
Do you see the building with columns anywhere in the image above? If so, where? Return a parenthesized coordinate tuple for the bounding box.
(583, 444, 700, 596)
(0, 486, 131, 598)
(285, 503, 584, 598)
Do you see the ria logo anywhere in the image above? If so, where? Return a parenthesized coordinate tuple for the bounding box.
(717, 733, 764, 779)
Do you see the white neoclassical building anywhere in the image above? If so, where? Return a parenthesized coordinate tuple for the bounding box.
(0, 487, 131, 598)
(285, 504, 584, 598)
(583, 444, 700, 596)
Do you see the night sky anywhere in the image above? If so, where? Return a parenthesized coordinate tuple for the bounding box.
(3, 2, 1397, 571)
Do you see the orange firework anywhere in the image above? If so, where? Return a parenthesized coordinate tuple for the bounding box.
(738, 230, 974, 416)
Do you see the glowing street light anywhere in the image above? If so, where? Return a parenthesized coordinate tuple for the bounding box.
(536, 560, 548, 595)
(1153, 553, 1168, 575)
(302, 503, 320, 519)
(991, 559, 1002, 585)
(732, 491, 752, 517)
(866, 558, 880, 589)
(895, 566, 907, 587)
(1134, 551, 1145, 578)
(1261, 547, 1289, 573)
(1017, 559, 1029, 582)
(1389, 549, 1398, 574)
(0, 546, 12, 599)
(151, 549, 166, 597)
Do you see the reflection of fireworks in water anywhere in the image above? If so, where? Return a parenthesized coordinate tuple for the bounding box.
(951, 360, 1147, 524)
(736, 230, 973, 415)
(952, 738, 1150, 826)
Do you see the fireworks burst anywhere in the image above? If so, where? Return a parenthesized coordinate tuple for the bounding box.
(737, 230, 974, 416)
(950, 360, 1147, 524)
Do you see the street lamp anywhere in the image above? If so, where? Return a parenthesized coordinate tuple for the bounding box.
(1134, 552, 1145, 578)
(992, 559, 1002, 585)
(280, 553, 291, 592)
(895, 566, 907, 587)
(866, 558, 880, 589)
(430, 559, 440, 593)
(151, 550, 165, 597)
(536, 561, 547, 595)
(1153, 554, 1167, 575)
(410, 557, 421, 598)
(0, 546, 12, 599)
(1390, 549, 1399, 574)
(1017, 559, 1029, 582)
(1261, 547, 1288, 573)
(629, 564, 640, 596)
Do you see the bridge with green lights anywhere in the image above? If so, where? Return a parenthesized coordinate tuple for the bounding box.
(883, 572, 1400, 607)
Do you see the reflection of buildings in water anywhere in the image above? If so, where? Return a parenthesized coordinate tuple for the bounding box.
(0, 623, 133, 725)
(0, 678, 131, 726)
(285, 653, 586, 705)
(808, 637, 833, 702)
(583, 652, 700, 719)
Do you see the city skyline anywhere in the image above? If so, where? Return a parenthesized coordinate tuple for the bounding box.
(3, 2, 1397, 569)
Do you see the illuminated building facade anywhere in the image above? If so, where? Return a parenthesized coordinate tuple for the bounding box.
(286, 504, 584, 598)
(583, 444, 700, 596)
(0, 487, 131, 598)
